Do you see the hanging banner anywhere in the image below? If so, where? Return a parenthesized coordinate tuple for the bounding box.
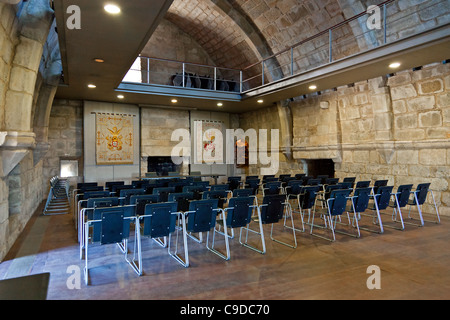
(96, 114, 134, 165)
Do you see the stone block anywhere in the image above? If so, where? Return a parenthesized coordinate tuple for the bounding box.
(390, 84, 417, 100)
(437, 93, 450, 108)
(392, 100, 407, 114)
(418, 79, 443, 94)
(407, 96, 435, 112)
(426, 128, 449, 139)
(374, 113, 392, 130)
(396, 149, 419, 165)
(419, 111, 442, 127)
(419, 149, 446, 166)
(372, 93, 391, 113)
(395, 113, 417, 129)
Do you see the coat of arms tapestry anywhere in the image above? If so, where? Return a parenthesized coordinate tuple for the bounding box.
(96, 114, 134, 165)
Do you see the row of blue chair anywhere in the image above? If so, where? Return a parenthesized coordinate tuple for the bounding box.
(74, 175, 440, 285)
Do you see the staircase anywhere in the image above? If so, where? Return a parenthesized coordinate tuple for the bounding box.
(43, 176, 70, 215)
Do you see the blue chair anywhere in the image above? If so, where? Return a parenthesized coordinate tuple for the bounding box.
(283, 181, 306, 233)
(185, 199, 230, 260)
(168, 192, 194, 212)
(299, 186, 320, 231)
(365, 186, 394, 234)
(349, 187, 372, 234)
(245, 178, 260, 195)
(183, 185, 207, 200)
(105, 181, 125, 190)
(202, 190, 228, 208)
(372, 180, 388, 194)
(137, 202, 188, 268)
(227, 176, 241, 192)
(407, 183, 440, 226)
(355, 181, 371, 189)
(119, 188, 145, 206)
(153, 187, 176, 203)
(310, 189, 354, 241)
(222, 196, 265, 254)
(258, 194, 297, 249)
(262, 181, 282, 196)
(83, 206, 139, 285)
(386, 184, 413, 231)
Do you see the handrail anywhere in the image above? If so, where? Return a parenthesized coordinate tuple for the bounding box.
(243, 0, 396, 71)
(139, 56, 242, 73)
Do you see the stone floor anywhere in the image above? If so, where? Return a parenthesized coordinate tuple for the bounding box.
(1, 200, 449, 301)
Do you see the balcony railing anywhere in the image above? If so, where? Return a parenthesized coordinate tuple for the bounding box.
(122, 0, 449, 94)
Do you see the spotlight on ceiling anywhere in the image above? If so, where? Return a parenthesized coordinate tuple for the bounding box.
(104, 4, 121, 14)
(389, 62, 401, 69)
(217, 103, 223, 107)
(309, 85, 317, 90)
(87, 84, 96, 88)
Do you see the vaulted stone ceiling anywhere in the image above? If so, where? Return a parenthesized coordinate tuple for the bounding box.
(144, 0, 386, 87)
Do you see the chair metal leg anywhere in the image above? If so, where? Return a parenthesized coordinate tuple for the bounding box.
(239, 206, 266, 254)
(125, 217, 142, 276)
(207, 210, 230, 260)
(168, 213, 189, 267)
(405, 192, 425, 227)
(270, 202, 297, 248)
(310, 209, 336, 242)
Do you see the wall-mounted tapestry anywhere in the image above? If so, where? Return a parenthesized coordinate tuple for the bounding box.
(194, 120, 224, 164)
(96, 113, 134, 165)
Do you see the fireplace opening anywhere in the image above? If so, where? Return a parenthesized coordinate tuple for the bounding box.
(303, 159, 335, 178)
(147, 156, 181, 176)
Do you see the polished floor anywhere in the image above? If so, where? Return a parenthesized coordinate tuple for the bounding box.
(1, 200, 449, 300)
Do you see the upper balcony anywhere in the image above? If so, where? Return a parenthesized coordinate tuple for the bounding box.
(117, 0, 450, 112)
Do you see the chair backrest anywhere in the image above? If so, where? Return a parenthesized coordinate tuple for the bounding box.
(210, 184, 229, 191)
(81, 186, 104, 194)
(279, 174, 291, 182)
(202, 190, 228, 208)
(336, 182, 352, 190)
(186, 199, 219, 233)
(182, 185, 207, 200)
(316, 175, 329, 184)
(343, 177, 356, 188)
(168, 181, 190, 193)
(77, 182, 98, 189)
(262, 175, 275, 183)
(227, 176, 241, 191)
(226, 197, 254, 228)
(375, 186, 394, 210)
(111, 185, 133, 194)
(245, 179, 260, 194)
(328, 189, 352, 216)
(131, 194, 160, 216)
(295, 173, 305, 180)
(286, 180, 304, 195)
(413, 183, 431, 205)
(323, 184, 340, 200)
(352, 188, 371, 213)
(396, 184, 413, 207)
(132, 180, 149, 189)
(245, 175, 259, 182)
(260, 194, 286, 224)
(306, 178, 321, 186)
(300, 186, 320, 209)
(105, 181, 125, 190)
(325, 178, 339, 185)
(83, 191, 111, 201)
(142, 202, 178, 238)
(87, 197, 119, 209)
(192, 181, 210, 188)
(92, 206, 135, 243)
(232, 188, 254, 197)
(264, 181, 282, 195)
(355, 181, 371, 188)
(152, 187, 176, 202)
(168, 192, 194, 212)
(120, 188, 145, 205)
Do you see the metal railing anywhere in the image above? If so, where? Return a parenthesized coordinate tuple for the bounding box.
(124, 56, 244, 93)
(123, 0, 449, 94)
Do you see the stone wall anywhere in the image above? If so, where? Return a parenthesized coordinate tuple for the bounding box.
(140, 107, 191, 176)
(239, 61, 450, 216)
(42, 99, 83, 186)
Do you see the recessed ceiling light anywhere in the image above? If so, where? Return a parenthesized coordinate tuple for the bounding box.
(309, 85, 317, 90)
(117, 95, 124, 99)
(389, 62, 401, 69)
(217, 103, 223, 107)
(171, 99, 178, 103)
(94, 58, 105, 63)
(88, 84, 96, 88)
(257, 99, 264, 103)
(104, 4, 121, 14)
